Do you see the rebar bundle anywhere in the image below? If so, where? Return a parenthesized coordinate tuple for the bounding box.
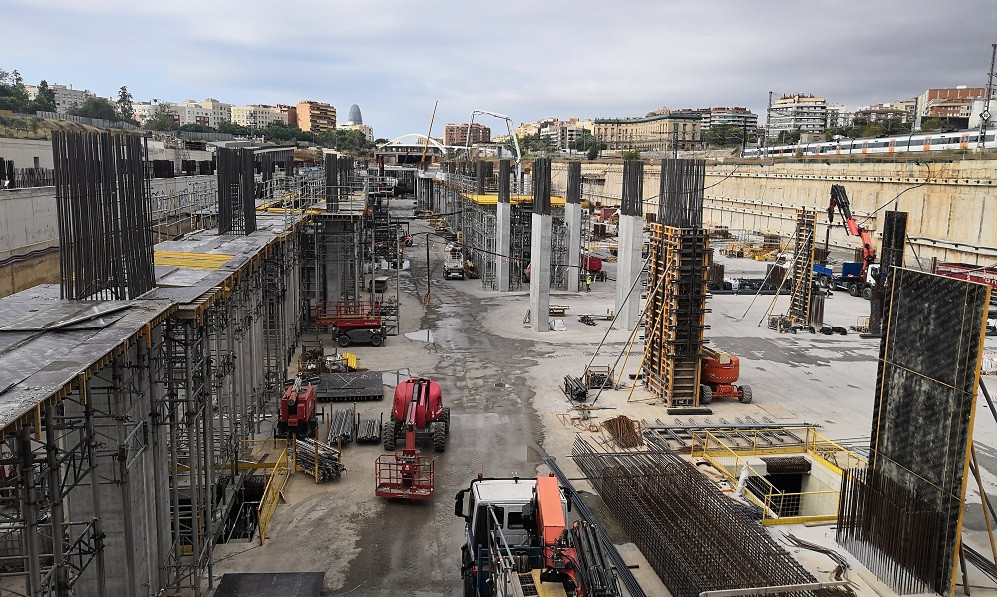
(571, 437, 844, 597)
(658, 159, 704, 228)
(601, 415, 643, 449)
(327, 408, 354, 445)
(762, 455, 812, 475)
(570, 521, 622, 597)
(294, 439, 345, 481)
(217, 147, 257, 235)
(51, 131, 155, 300)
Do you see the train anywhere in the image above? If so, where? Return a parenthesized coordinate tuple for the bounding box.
(741, 129, 997, 158)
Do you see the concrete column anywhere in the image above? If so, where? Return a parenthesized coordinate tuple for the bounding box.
(565, 161, 582, 293)
(616, 160, 644, 330)
(496, 160, 511, 292)
(530, 158, 552, 332)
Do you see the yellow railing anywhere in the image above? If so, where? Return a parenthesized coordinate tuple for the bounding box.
(257, 447, 289, 544)
(692, 427, 867, 526)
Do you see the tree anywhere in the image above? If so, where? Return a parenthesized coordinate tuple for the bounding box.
(179, 123, 213, 133)
(116, 86, 134, 121)
(374, 138, 389, 146)
(776, 129, 802, 144)
(29, 80, 56, 112)
(621, 149, 642, 160)
(586, 144, 600, 160)
(920, 118, 956, 132)
(69, 93, 119, 120)
(0, 69, 30, 112)
(145, 104, 178, 131)
(217, 121, 249, 135)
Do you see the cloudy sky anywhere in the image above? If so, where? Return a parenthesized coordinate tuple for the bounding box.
(3, 0, 996, 139)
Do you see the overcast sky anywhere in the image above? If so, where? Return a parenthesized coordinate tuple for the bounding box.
(3, 0, 996, 139)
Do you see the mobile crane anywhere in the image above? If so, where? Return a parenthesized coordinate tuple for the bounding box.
(455, 474, 621, 597)
(815, 184, 879, 298)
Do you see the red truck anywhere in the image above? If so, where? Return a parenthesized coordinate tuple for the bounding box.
(934, 262, 997, 294)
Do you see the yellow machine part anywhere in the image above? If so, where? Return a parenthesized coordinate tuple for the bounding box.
(531, 570, 568, 597)
(155, 251, 234, 270)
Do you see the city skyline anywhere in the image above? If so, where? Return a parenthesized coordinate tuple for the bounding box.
(2, 0, 995, 140)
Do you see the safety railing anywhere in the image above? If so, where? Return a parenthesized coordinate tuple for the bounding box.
(692, 427, 866, 525)
(256, 447, 289, 544)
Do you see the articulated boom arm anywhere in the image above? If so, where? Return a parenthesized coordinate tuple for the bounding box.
(828, 184, 877, 271)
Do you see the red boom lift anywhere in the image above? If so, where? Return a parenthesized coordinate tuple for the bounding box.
(375, 378, 448, 499)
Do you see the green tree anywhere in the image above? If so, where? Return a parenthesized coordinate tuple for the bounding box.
(217, 121, 249, 135)
(621, 149, 642, 160)
(586, 144, 600, 160)
(776, 129, 802, 144)
(116, 86, 134, 121)
(374, 137, 389, 146)
(0, 69, 30, 112)
(179, 123, 213, 133)
(516, 133, 554, 156)
(28, 80, 56, 112)
(920, 118, 956, 132)
(69, 93, 119, 120)
(145, 104, 178, 131)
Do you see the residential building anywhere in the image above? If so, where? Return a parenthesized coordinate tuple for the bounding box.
(767, 94, 827, 139)
(668, 107, 757, 132)
(339, 122, 374, 141)
(175, 100, 212, 127)
(24, 83, 89, 113)
(296, 100, 336, 133)
(231, 105, 286, 129)
(593, 112, 701, 151)
(132, 101, 158, 125)
(198, 98, 232, 127)
(514, 122, 539, 138)
(271, 104, 297, 126)
(853, 103, 908, 124)
(825, 104, 851, 129)
(444, 123, 491, 146)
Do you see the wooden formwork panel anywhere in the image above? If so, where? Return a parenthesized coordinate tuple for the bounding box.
(644, 224, 709, 407)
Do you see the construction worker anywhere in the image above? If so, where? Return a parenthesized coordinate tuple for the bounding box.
(585, 273, 592, 292)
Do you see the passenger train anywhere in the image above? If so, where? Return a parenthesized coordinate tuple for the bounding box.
(741, 129, 997, 158)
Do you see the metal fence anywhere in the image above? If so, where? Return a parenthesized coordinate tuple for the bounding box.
(1, 165, 55, 189)
(35, 110, 141, 131)
(256, 447, 289, 544)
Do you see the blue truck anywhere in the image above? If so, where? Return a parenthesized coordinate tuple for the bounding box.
(813, 261, 879, 299)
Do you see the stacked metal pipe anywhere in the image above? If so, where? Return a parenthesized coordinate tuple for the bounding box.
(355, 418, 381, 444)
(294, 439, 345, 481)
(571, 521, 621, 597)
(563, 375, 589, 401)
(327, 408, 355, 445)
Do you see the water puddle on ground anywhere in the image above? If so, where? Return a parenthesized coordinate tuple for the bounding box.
(404, 329, 434, 342)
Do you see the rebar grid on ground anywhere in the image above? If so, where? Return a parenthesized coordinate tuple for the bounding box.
(571, 437, 852, 597)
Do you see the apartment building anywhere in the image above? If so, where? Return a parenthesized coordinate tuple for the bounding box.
(444, 123, 491, 145)
(593, 113, 701, 151)
(296, 101, 336, 133)
(231, 105, 286, 128)
(24, 83, 89, 113)
(198, 98, 233, 127)
(767, 94, 827, 139)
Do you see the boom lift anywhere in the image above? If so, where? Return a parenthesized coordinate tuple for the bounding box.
(376, 378, 449, 499)
(827, 184, 877, 272)
(275, 376, 318, 439)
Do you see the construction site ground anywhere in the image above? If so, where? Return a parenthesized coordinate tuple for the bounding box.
(210, 204, 997, 596)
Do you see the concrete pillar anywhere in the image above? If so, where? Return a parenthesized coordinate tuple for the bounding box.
(616, 160, 644, 330)
(565, 161, 582, 293)
(530, 158, 552, 332)
(496, 160, 512, 292)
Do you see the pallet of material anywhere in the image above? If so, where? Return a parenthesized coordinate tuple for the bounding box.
(315, 371, 384, 402)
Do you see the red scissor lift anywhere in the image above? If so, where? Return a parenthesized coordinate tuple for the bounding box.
(314, 300, 385, 347)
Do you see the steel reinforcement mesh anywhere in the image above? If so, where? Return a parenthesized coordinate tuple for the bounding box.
(572, 437, 852, 597)
(837, 268, 991, 595)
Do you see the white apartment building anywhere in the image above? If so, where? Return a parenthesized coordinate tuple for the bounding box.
(767, 94, 827, 139)
(230, 105, 285, 128)
(175, 101, 212, 127)
(198, 98, 232, 127)
(338, 122, 374, 141)
(24, 83, 89, 113)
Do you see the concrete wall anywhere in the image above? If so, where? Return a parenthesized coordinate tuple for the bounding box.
(0, 138, 54, 169)
(556, 159, 997, 266)
(0, 175, 216, 298)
